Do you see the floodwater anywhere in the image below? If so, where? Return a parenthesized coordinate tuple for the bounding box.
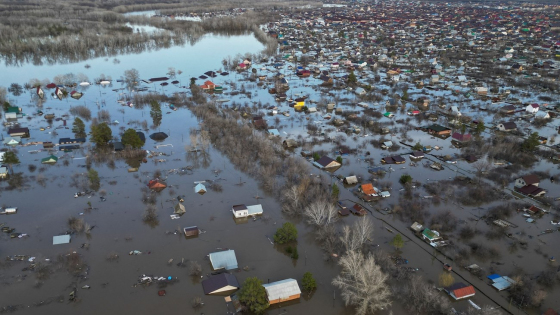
(1, 30, 559, 315)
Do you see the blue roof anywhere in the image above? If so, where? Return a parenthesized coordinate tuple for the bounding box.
(487, 274, 501, 280)
(268, 129, 280, 136)
(209, 250, 238, 270)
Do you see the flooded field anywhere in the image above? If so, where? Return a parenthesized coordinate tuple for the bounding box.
(1, 17, 560, 315)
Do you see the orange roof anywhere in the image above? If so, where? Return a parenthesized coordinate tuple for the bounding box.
(204, 80, 215, 86)
(453, 286, 475, 299)
(361, 183, 375, 195)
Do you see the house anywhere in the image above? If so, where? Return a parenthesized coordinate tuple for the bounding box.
(355, 87, 366, 95)
(283, 139, 298, 148)
(516, 185, 546, 197)
(195, 183, 206, 194)
(515, 175, 540, 188)
(0, 167, 8, 179)
(381, 141, 393, 149)
(449, 106, 461, 116)
(451, 132, 472, 143)
(54, 87, 64, 100)
(3, 136, 21, 146)
(36, 86, 44, 99)
(200, 80, 216, 90)
(202, 273, 240, 295)
(59, 144, 80, 151)
(526, 103, 539, 114)
(343, 176, 358, 185)
(535, 111, 550, 119)
(425, 124, 451, 136)
(360, 183, 378, 196)
(313, 156, 341, 169)
(209, 249, 238, 270)
(183, 226, 199, 237)
(59, 138, 86, 145)
(262, 279, 301, 304)
(501, 105, 516, 114)
(232, 204, 249, 218)
(410, 222, 423, 232)
(422, 228, 441, 241)
(382, 155, 406, 164)
(497, 122, 517, 131)
(41, 155, 58, 164)
(8, 127, 30, 138)
(410, 151, 424, 159)
(444, 283, 475, 300)
(174, 203, 186, 215)
(487, 274, 515, 291)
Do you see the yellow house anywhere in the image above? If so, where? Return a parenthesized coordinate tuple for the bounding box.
(294, 98, 305, 111)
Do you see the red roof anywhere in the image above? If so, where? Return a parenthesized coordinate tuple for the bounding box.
(453, 285, 475, 299)
(361, 183, 375, 195)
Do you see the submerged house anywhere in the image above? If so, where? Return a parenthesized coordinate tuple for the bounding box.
(8, 127, 30, 138)
(313, 156, 341, 169)
(202, 273, 240, 295)
(262, 279, 301, 305)
(232, 204, 263, 218)
(41, 155, 58, 164)
(514, 174, 545, 197)
(148, 179, 167, 190)
(195, 183, 207, 194)
(209, 249, 238, 270)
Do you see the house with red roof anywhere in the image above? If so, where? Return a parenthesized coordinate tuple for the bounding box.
(444, 283, 475, 300)
(526, 103, 539, 114)
(200, 80, 216, 90)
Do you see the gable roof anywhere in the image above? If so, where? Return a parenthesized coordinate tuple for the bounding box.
(201, 273, 240, 295)
(209, 250, 238, 270)
(521, 174, 539, 185)
(361, 183, 375, 195)
(452, 285, 475, 299)
(262, 279, 301, 301)
(315, 156, 339, 168)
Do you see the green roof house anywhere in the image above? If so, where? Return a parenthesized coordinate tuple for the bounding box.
(41, 155, 59, 164)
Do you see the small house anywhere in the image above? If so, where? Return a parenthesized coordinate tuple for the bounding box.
(232, 204, 249, 218)
(343, 176, 358, 185)
(183, 226, 199, 237)
(360, 183, 378, 196)
(313, 156, 341, 169)
(410, 151, 424, 159)
(515, 175, 540, 188)
(355, 87, 366, 96)
(497, 122, 517, 132)
(0, 167, 8, 179)
(54, 87, 64, 100)
(41, 155, 58, 164)
(283, 139, 298, 148)
(535, 111, 550, 119)
(36, 86, 44, 99)
(209, 249, 238, 270)
(262, 279, 301, 304)
(202, 273, 240, 295)
(3, 137, 21, 146)
(8, 127, 30, 138)
(526, 103, 539, 114)
(444, 283, 475, 300)
(195, 183, 207, 194)
(425, 124, 451, 136)
(410, 222, 423, 232)
(422, 228, 441, 241)
(381, 141, 393, 149)
(200, 80, 216, 90)
(449, 106, 461, 116)
(382, 155, 406, 164)
(451, 132, 472, 143)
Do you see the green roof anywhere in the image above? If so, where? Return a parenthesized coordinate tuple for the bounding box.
(422, 228, 437, 240)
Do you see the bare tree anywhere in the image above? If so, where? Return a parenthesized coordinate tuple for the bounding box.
(304, 200, 339, 226)
(282, 185, 303, 215)
(332, 251, 391, 315)
(340, 217, 374, 253)
(124, 69, 140, 92)
(189, 261, 202, 277)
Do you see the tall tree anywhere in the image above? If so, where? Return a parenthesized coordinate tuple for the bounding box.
(150, 100, 162, 128)
(2, 151, 20, 174)
(87, 168, 100, 191)
(90, 122, 112, 146)
(347, 71, 357, 84)
(332, 251, 391, 315)
(72, 117, 86, 138)
(124, 69, 140, 92)
(273, 222, 298, 244)
(238, 277, 269, 314)
(302, 272, 317, 294)
(304, 200, 338, 226)
(121, 128, 143, 148)
(522, 132, 540, 151)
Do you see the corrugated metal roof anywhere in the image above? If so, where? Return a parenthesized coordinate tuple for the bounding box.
(247, 205, 263, 215)
(262, 279, 301, 301)
(209, 250, 238, 270)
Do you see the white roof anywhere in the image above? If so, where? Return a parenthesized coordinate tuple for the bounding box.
(247, 204, 263, 215)
(262, 279, 301, 301)
(53, 235, 71, 245)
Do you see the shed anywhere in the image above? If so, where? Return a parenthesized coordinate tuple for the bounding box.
(202, 273, 240, 295)
(209, 250, 238, 270)
(183, 226, 199, 237)
(410, 222, 423, 232)
(313, 156, 341, 169)
(262, 279, 301, 304)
